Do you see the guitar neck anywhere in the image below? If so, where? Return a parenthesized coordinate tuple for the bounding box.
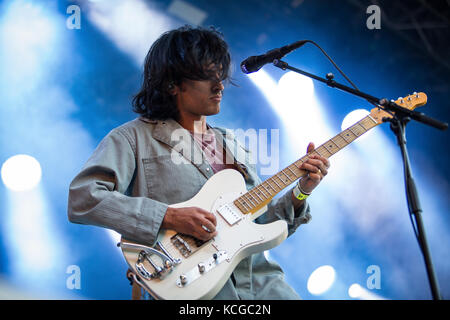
(233, 114, 380, 214)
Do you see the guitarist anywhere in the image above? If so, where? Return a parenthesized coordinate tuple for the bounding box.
(68, 25, 330, 299)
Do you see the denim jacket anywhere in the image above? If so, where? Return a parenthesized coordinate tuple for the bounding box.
(68, 117, 311, 299)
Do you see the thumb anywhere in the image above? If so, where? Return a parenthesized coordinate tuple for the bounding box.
(307, 142, 315, 153)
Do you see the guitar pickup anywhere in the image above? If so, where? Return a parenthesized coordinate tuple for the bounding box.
(217, 203, 243, 226)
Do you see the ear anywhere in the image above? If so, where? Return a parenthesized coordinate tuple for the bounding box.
(167, 82, 178, 96)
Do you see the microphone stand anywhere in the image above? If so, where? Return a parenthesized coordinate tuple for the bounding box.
(273, 59, 447, 300)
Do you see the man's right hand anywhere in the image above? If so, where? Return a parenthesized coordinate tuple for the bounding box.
(162, 207, 218, 241)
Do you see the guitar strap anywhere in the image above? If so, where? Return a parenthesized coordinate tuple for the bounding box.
(210, 126, 249, 180)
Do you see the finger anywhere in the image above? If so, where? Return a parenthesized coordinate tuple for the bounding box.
(201, 224, 212, 233)
(304, 158, 328, 176)
(301, 161, 324, 176)
(205, 212, 217, 226)
(201, 219, 216, 233)
(196, 207, 217, 226)
(310, 154, 330, 169)
(195, 231, 210, 241)
(197, 227, 217, 241)
(306, 142, 315, 154)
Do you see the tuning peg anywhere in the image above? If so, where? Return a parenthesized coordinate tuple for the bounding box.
(398, 97, 404, 103)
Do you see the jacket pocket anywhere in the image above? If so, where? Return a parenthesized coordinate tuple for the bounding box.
(142, 154, 204, 204)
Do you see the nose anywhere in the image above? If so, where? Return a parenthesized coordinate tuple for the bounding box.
(216, 81, 224, 91)
(212, 79, 224, 92)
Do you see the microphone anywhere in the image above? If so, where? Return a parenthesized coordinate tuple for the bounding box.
(240, 40, 308, 74)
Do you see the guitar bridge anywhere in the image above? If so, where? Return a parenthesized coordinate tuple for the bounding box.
(171, 233, 206, 258)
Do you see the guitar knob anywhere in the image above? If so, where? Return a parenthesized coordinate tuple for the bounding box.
(198, 263, 206, 273)
(179, 274, 188, 285)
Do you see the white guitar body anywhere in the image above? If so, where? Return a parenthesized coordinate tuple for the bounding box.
(120, 169, 288, 300)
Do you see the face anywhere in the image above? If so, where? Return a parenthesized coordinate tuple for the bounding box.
(172, 75, 225, 119)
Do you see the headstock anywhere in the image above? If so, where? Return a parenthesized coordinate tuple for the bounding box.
(370, 92, 427, 124)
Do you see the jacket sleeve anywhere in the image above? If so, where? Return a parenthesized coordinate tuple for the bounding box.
(247, 168, 311, 237)
(67, 129, 168, 245)
(256, 189, 312, 237)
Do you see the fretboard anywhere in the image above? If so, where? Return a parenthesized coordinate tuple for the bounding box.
(233, 114, 380, 214)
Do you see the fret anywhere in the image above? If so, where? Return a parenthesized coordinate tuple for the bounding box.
(340, 131, 353, 143)
(323, 139, 340, 155)
(280, 170, 292, 183)
(355, 123, 367, 134)
(322, 143, 334, 155)
(261, 182, 274, 196)
(294, 160, 304, 173)
(331, 136, 347, 149)
(265, 181, 277, 193)
(237, 198, 251, 211)
(241, 197, 253, 210)
(359, 118, 373, 130)
(244, 193, 257, 207)
(286, 165, 297, 178)
(367, 115, 378, 125)
(237, 203, 248, 214)
(271, 177, 283, 189)
(256, 185, 268, 199)
(316, 146, 332, 158)
(233, 201, 243, 213)
(275, 174, 289, 186)
(251, 189, 264, 202)
(329, 138, 341, 150)
(314, 148, 326, 158)
(240, 194, 253, 209)
(348, 126, 360, 138)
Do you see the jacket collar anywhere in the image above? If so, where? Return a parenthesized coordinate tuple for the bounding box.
(139, 117, 249, 179)
(142, 117, 213, 179)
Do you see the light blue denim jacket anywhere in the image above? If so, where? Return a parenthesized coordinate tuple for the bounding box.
(68, 117, 311, 299)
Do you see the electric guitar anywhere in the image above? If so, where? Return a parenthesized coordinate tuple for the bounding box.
(119, 92, 427, 300)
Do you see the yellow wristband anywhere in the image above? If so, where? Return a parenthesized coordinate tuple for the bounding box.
(293, 181, 310, 200)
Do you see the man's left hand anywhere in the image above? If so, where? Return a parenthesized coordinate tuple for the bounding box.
(297, 142, 330, 194)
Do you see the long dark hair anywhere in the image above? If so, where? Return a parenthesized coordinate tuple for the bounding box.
(132, 25, 232, 120)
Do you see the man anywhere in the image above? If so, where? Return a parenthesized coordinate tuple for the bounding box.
(68, 25, 330, 299)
